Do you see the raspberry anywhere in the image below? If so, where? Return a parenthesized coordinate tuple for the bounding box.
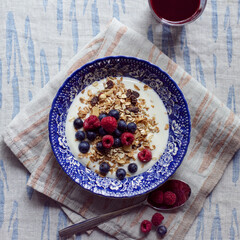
(170, 180, 191, 206)
(102, 135, 114, 148)
(121, 132, 134, 145)
(138, 149, 152, 162)
(140, 220, 152, 233)
(149, 190, 164, 204)
(101, 116, 117, 133)
(151, 213, 164, 226)
(163, 191, 177, 205)
(149, 180, 191, 208)
(83, 115, 100, 131)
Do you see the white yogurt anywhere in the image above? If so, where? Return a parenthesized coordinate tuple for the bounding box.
(65, 77, 169, 178)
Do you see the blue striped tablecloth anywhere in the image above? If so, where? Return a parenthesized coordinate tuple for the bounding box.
(1, 1, 240, 239)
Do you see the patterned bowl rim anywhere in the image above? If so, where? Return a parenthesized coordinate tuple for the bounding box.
(48, 56, 191, 198)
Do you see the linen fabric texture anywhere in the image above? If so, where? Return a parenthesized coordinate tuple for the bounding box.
(3, 19, 240, 240)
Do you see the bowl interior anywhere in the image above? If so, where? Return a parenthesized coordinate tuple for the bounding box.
(49, 56, 191, 198)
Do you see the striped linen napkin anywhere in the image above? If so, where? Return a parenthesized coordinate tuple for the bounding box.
(3, 18, 240, 240)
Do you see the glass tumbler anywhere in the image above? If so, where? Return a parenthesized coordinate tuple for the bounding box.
(148, 0, 207, 26)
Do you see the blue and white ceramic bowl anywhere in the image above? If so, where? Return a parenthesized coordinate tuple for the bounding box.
(49, 56, 191, 198)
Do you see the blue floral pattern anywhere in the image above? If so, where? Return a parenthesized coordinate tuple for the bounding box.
(49, 56, 191, 198)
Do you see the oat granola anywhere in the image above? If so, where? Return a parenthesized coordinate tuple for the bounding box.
(76, 77, 159, 175)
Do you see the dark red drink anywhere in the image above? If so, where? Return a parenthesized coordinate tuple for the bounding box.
(149, 0, 204, 25)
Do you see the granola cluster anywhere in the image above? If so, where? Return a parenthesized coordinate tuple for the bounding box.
(77, 77, 160, 177)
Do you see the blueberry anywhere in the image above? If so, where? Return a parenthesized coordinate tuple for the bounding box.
(86, 131, 97, 141)
(127, 122, 137, 133)
(73, 118, 83, 129)
(78, 141, 90, 153)
(118, 120, 127, 131)
(113, 138, 122, 148)
(128, 163, 138, 173)
(157, 225, 167, 238)
(99, 127, 108, 136)
(75, 130, 85, 141)
(116, 168, 126, 180)
(96, 141, 105, 153)
(113, 129, 122, 137)
(108, 109, 120, 120)
(99, 162, 110, 175)
(99, 113, 108, 121)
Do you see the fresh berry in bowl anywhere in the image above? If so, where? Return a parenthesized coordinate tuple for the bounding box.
(96, 141, 105, 153)
(108, 109, 120, 120)
(83, 115, 100, 131)
(98, 127, 108, 136)
(116, 168, 126, 180)
(99, 162, 110, 175)
(128, 163, 138, 173)
(102, 135, 114, 148)
(73, 118, 83, 129)
(127, 122, 137, 133)
(113, 129, 122, 137)
(113, 138, 122, 148)
(121, 132, 134, 146)
(118, 120, 127, 132)
(86, 131, 97, 141)
(101, 116, 117, 133)
(98, 113, 107, 121)
(75, 130, 85, 141)
(78, 141, 90, 154)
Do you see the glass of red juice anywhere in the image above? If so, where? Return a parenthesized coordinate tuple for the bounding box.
(148, 0, 207, 26)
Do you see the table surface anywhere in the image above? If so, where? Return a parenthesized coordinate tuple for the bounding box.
(1, 0, 240, 239)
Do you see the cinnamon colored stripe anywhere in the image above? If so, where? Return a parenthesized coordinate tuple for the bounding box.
(178, 73, 191, 89)
(28, 105, 50, 119)
(22, 155, 39, 167)
(199, 121, 222, 167)
(195, 94, 214, 128)
(104, 26, 128, 56)
(153, 51, 162, 64)
(130, 205, 148, 227)
(188, 108, 217, 160)
(43, 160, 57, 195)
(79, 197, 94, 217)
(165, 212, 178, 229)
(192, 92, 210, 128)
(166, 59, 178, 77)
(112, 226, 123, 237)
(67, 49, 98, 75)
(85, 37, 104, 49)
(30, 152, 53, 189)
(148, 45, 156, 62)
(94, 39, 107, 58)
(16, 131, 48, 158)
(13, 114, 49, 142)
(58, 181, 76, 204)
(199, 112, 235, 173)
(47, 166, 66, 197)
(37, 126, 48, 135)
(135, 48, 141, 58)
